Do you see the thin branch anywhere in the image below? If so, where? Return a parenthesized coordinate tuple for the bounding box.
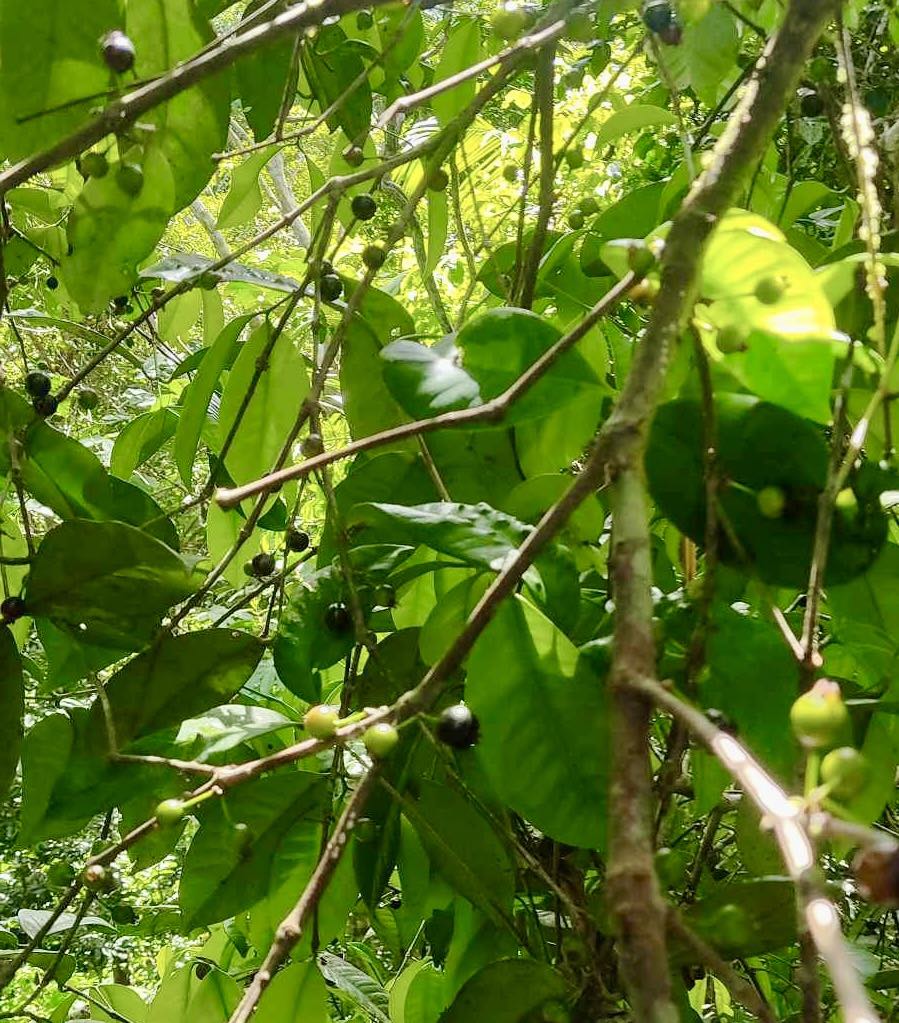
(215, 272, 636, 507)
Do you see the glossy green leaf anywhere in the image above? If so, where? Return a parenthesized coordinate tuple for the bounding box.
(678, 879, 796, 960)
(0, 630, 24, 803)
(125, 0, 230, 208)
(62, 148, 176, 312)
(433, 20, 481, 125)
(147, 964, 240, 1023)
(467, 597, 609, 848)
(402, 780, 516, 928)
(237, 3, 299, 141)
(24, 520, 201, 649)
(175, 314, 254, 485)
(318, 950, 390, 1023)
(301, 25, 372, 143)
(437, 960, 567, 1023)
(217, 319, 310, 485)
(381, 337, 482, 420)
(181, 772, 327, 927)
(110, 408, 178, 479)
(0, 0, 120, 160)
(216, 147, 278, 231)
(253, 962, 328, 1023)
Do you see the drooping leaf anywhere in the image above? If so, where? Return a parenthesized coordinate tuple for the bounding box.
(437, 960, 567, 1023)
(24, 519, 201, 649)
(110, 408, 178, 479)
(0, 630, 24, 802)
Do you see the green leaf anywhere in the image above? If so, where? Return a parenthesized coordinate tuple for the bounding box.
(433, 20, 481, 125)
(0, 387, 177, 547)
(301, 25, 372, 142)
(174, 314, 254, 485)
(19, 713, 74, 844)
(125, 0, 230, 208)
(318, 950, 390, 1023)
(467, 597, 609, 849)
(253, 962, 327, 1023)
(128, 704, 292, 762)
(437, 960, 567, 1023)
(218, 320, 310, 485)
(427, 189, 449, 274)
(381, 338, 482, 420)
(662, 4, 739, 105)
(402, 780, 516, 927)
(592, 105, 678, 150)
(180, 772, 327, 927)
(273, 567, 360, 699)
(142, 253, 301, 293)
(216, 147, 278, 231)
(237, 3, 299, 141)
(61, 148, 177, 312)
(0, 630, 24, 803)
(110, 408, 178, 479)
(0, 0, 120, 160)
(24, 520, 201, 649)
(147, 964, 240, 1023)
(99, 630, 265, 751)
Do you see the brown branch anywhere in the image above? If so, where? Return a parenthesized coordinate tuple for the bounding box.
(227, 769, 378, 1023)
(214, 271, 636, 508)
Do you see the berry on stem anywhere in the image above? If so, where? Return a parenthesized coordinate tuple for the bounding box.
(102, 30, 136, 74)
(304, 704, 340, 739)
(155, 799, 185, 828)
(428, 168, 450, 192)
(82, 864, 111, 891)
(820, 746, 869, 800)
(250, 552, 276, 578)
(363, 722, 399, 758)
(33, 394, 59, 417)
(117, 163, 144, 197)
(343, 145, 365, 167)
(286, 527, 310, 553)
(351, 194, 377, 221)
(46, 275, 59, 290)
(324, 602, 352, 633)
(789, 678, 850, 750)
(756, 485, 786, 519)
(435, 704, 480, 749)
(362, 244, 386, 270)
(302, 433, 325, 457)
(1, 596, 26, 623)
(77, 388, 99, 411)
(81, 152, 109, 179)
(320, 274, 343, 302)
(25, 371, 51, 398)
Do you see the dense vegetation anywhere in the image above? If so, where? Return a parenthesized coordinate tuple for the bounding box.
(1, 0, 899, 1020)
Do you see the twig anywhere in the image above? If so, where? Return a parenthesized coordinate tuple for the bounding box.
(215, 271, 637, 507)
(227, 769, 378, 1023)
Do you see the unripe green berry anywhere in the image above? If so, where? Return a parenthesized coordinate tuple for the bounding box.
(304, 704, 340, 739)
(363, 722, 399, 758)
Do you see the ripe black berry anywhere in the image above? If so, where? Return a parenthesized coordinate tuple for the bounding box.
(435, 704, 480, 749)
(642, 0, 674, 33)
(1, 596, 26, 623)
(46, 275, 59, 290)
(301, 433, 324, 457)
(324, 602, 352, 633)
(320, 274, 343, 302)
(362, 244, 386, 270)
(25, 371, 51, 398)
(351, 194, 377, 221)
(286, 527, 310, 553)
(102, 30, 136, 74)
(800, 91, 824, 117)
(658, 20, 683, 44)
(113, 295, 129, 310)
(33, 394, 59, 417)
(344, 145, 365, 167)
(250, 552, 276, 577)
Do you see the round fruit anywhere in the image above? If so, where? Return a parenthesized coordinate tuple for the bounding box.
(756, 485, 786, 519)
(716, 324, 747, 353)
(429, 168, 450, 192)
(302, 432, 325, 457)
(25, 371, 51, 398)
(566, 10, 594, 42)
(102, 30, 136, 74)
(502, 163, 519, 183)
(568, 211, 585, 229)
(362, 244, 386, 270)
(363, 722, 399, 758)
(324, 602, 352, 633)
(46, 275, 59, 290)
(286, 527, 311, 553)
(356, 9, 374, 28)
(578, 196, 599, 216)
(33, 394, 59, 417)
(373, 583, 396, 608)
(590, 41, 612, 74)
(250, 552, 276, 578)
(435, 704, 480, 749)
(642, 0, 674, 33)
(821, 746, 869, 800)
(1, 596, 26, 623)
(789, 678, 851, 750)
(82, 864, 110, 891)
(77, 388, 99, 411)
(564, 147, 585, 170)
(80, 152, 109, 178)
(800, 91, 824, 117)
(155, 799, 185, 828)
(116, 163, 144, 197)
(344, 145, 365, 167)
(351, 194, 377, 221)
(319, 274, 343, 302)
(304, 704, 341, 739)
(113, 295, 130, 311)
(490, 1, 535, 40)
(754, 275, 786, 305)
(835, 488, 858, 515)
